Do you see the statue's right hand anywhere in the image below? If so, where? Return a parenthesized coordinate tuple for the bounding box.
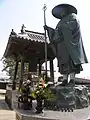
(43, 25, 48, 30)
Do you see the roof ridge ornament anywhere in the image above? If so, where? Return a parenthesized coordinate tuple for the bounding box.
(20, 24, 26, 34)
(10, 29, 17, 36)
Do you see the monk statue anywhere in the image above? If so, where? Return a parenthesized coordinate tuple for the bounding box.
(44, 4, 88, 86)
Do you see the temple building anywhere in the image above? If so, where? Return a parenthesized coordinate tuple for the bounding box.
(4, 25, 55, 90)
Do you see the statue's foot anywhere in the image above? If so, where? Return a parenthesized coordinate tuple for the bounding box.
(68, 79, 75, 86)
(60, 79, 68, 86)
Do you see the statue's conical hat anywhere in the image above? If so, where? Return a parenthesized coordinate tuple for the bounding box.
(52, 4, 77, 19)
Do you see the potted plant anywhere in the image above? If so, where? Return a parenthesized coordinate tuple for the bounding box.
(19, 80, 33, 110)
(31, 76, 55, 113)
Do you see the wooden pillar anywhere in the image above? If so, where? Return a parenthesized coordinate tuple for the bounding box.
(12, 61, 18, 90)
(50, 59, 54, 82)
(19, 56, 24, 90)
(28, 58, 37, 72)
(38, 59, 41, 76)
(28, 61, 30, 73)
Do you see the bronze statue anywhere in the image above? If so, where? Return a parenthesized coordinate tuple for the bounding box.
(44, 4, 88, 86)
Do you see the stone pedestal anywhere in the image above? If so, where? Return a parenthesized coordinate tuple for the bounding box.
(5, 89, 17, 109)
(44, 85, 89, 110)
(44, 86, 75, 111)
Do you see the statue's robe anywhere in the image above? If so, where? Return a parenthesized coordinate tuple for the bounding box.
(47, 13, 88, 74)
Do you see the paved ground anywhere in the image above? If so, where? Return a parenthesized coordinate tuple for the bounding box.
(0, 89, 15, 120)
(15, 106, 90, 120)
(0, 89, 90, 120)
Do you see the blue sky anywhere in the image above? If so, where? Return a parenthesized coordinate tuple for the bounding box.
(0, 0, 90, 79)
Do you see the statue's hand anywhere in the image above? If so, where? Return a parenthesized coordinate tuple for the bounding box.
(43, 25, 48, 30)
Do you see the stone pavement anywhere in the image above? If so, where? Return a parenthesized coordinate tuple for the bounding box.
(0, 89, 90, 120)
(15, 106, 90, 120)
(0, 89, 15, 120)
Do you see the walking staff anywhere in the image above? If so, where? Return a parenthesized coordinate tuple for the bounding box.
(43, 4, 47, 79)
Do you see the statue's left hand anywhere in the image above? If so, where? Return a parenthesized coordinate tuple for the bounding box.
(43, 25, 48, 30)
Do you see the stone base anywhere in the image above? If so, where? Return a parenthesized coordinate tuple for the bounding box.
(5, 89, 17, 109)
(15, 106, 90, 120)
(44, 85, 89, 110)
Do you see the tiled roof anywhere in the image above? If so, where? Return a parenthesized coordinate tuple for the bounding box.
(10, 30, 49, 43)
(75, 77, 90, 84)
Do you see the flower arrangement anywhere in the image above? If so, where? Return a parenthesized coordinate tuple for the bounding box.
(18, 80, 33, 110)
(31, 76, 55, 113)
(20, 80, 31, 96)
(31, 76, 55, 100)
(18, 74, 55, 112)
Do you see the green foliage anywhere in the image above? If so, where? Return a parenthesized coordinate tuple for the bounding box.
(31, 77, 55, 100)
(2, 57, 16, 80)
(2, 57, 21, 82)
(2, 57, 29, 81)
(40, 72, 51, 83)
(88, 93, 90, 99)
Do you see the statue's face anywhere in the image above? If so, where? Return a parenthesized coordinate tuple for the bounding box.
(60, 9, 67, 19)
(60, 12, 66, 18)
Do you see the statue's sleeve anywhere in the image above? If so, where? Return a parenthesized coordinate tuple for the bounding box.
(46, 27, 57, 55)
(46, 27, 55, 43)
(47, 25, 63, 44)
(61, 18, 80, 46)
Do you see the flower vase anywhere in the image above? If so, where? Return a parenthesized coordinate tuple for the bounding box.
(36, 99, 43, 113)
(23, 102, 30, 110)
(23, 96, 30, 110)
